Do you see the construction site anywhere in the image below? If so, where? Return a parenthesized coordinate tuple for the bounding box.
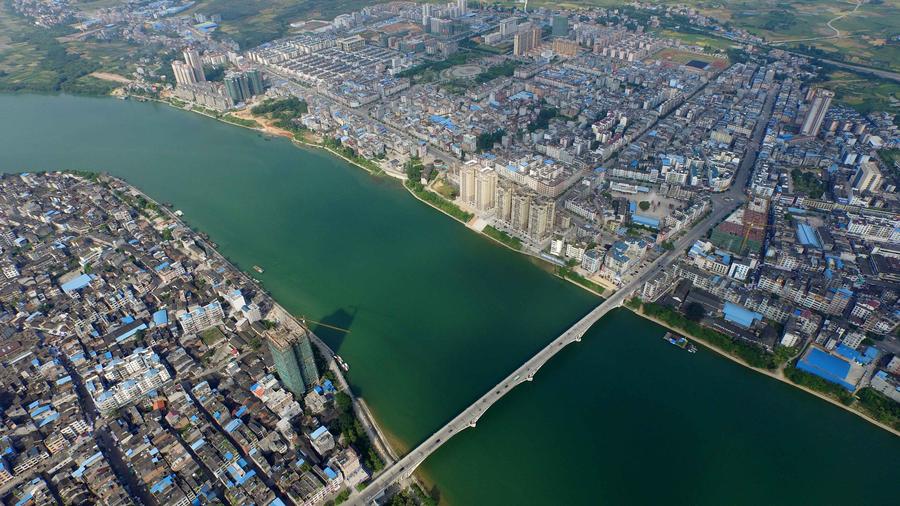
(710, 197, 769, 256)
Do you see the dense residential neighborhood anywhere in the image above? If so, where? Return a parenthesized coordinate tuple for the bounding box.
(1, 1, 900, 505)
(0, 172, 385, 505)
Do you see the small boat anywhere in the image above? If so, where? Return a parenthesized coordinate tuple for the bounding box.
(334, 354, 350, 371)
(663, 332, 696, 353)
(252, 265, 264, 274)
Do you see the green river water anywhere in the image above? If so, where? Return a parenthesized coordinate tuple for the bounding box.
(1, 94, 897, 505)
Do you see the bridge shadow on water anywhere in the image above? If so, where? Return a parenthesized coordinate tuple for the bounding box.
(310, 305, 358, 355)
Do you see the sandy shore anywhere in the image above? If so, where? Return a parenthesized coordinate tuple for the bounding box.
(229, 108, 302, 140)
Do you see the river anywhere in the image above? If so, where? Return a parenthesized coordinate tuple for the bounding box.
(1, 94, 897, 505)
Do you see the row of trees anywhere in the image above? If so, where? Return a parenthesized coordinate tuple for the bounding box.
(856, 388, 900, 430)
(783, 366, 854, 405)
(404, 158, 473, 222)
(638, 301, 785, 370)
(333, 392, 384, 473)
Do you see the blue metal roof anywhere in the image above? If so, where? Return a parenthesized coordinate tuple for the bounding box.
(152, 309, 168, 325)
(632, 214, 659, 229)
(723, 302, 762, 328)
(797, 349, 854, 391)
(796, 223, 821, 248)
(60, 273, 94, 293)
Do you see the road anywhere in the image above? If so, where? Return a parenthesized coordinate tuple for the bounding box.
(352, 80, 778, 506)
(802, 55, 900, 83)
(771, 0, 863, 43)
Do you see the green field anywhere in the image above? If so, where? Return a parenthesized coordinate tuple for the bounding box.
(2, 0, 899, 97)
(818, 70, 900, 115)
(0, 1, 171, 93)
(193, 0, 389, 49)
(655, 29, 735, 52)
(0, 5, 113, 94)
(494, 1, 900, 73)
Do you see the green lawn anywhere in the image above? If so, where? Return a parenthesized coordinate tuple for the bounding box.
(483, 225, 522, 250)
(200, 326, 226, 346)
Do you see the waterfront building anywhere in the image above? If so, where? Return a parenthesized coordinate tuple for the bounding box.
(460, 163, 497, 212)
(266, 327, 319, 397)
(459, 162, 477, 207)
(800, 88, 833, 137)
(582, 249, 603, 274)
(172, 82, 233, 111)
(871, 371, 900, 402)
(172, 60, 197, 86)
(527, 199, 555, 241)
(246, 69, 265, 96)
(510, 193, 531, 232)
(224, 72, 251, 103)
(495, 182, 514, 223)
(475, 167, 498, 212)
(183, 48, 206, 82)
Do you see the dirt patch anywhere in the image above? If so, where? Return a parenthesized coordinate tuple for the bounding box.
(89, 71, 131, 83)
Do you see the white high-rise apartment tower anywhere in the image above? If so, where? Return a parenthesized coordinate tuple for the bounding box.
(171, 60, 197, 86)
(183, 48, 206, 82)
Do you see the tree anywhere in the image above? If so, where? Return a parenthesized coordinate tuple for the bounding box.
(476, 129, 505, 152)
(204, 65, 225, 81)
(335, 392, 352, 413)
(685, 302, 705, 322)
(638, 201, 651, 211)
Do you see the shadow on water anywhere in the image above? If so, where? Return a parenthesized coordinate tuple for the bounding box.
(310, 306, 359, 353)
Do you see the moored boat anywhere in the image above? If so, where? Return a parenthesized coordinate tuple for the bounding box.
(663, 332, 696, 353)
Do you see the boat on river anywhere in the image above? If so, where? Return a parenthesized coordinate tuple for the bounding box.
(663, 332, 697, 353)
(334, 355, 350, 371)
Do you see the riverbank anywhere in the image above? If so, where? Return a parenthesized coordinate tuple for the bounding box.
(6, 93, 898, 506)
(628, 305, 900, 438)
(157, 94, 608, 297)
(146, 93, 899, 443)
(100, 173, 402, 475)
